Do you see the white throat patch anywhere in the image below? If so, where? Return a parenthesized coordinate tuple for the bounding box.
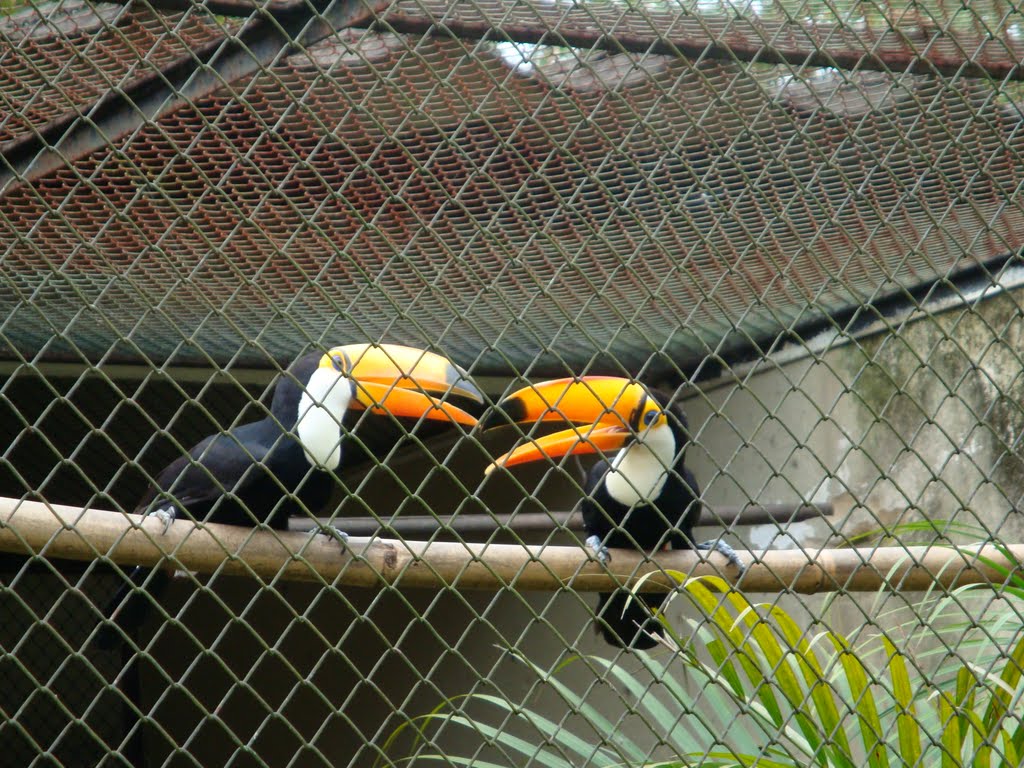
(296, 367, 352, 470)
(604, 424, 676, 507)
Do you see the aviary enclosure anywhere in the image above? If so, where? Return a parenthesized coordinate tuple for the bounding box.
(2, 0, 1024, 766)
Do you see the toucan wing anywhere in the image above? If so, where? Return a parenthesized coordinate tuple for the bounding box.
(134, 423, 276, 515)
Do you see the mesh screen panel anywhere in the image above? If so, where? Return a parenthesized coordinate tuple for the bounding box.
(3, 1, 1024, 767)
(3, 1, 1023, 375)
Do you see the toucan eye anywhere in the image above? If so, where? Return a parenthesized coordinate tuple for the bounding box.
(331, 354, 346, 372)
(643, 410, 659, 426)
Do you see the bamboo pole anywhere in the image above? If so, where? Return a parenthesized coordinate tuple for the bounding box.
(0, 496, 1020, 594)
(290, 502, 832, 537)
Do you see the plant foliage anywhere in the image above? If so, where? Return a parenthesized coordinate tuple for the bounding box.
(387, 570, 1024, 767)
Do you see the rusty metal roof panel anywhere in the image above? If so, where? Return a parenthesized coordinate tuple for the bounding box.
(0, 0, 233, 144)
(2, 2, 1024, 379)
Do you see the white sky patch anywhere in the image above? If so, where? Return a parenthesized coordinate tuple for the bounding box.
(494, 42, 539, 75)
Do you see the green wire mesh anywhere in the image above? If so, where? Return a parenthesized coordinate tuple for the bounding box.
(4, 0, 1023, 376)
(3, 0, 1024, 766)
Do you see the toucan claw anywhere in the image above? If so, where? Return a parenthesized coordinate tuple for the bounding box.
(147, 506, 176, 535)
(696, 539, 745, 572)
(586, 534, 611, 565)
(317, 526, 350, 550)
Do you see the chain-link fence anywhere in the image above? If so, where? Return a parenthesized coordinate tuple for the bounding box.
(2, 0, 1024, 766)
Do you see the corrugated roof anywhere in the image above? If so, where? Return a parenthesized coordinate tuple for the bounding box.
(2, 0, 1023, 379)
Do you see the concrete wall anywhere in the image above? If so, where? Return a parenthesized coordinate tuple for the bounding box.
(691, 288, 1024, 567)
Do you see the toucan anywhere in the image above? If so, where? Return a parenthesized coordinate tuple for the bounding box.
(483, 376, 743, 649)
(100, 343, 482, 642)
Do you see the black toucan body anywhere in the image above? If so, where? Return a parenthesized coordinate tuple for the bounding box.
(100, 343, 482, 644)
(582, 449, 703, 650)
(484, 377, 743, 650)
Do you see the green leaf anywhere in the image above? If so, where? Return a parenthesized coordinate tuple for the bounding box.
(663, 573, 748, 702)
(937, 685, 962, 768)
(881, 637, 922, 767)
(985, 629, 1024, 766)
(706, 582, 827, 766)
(377, 697, 472, 768)
(825, 631, 890, 768)
(681, 578, 788, 731)
(470, 694, 620, 767)
(508, 653, 648, 763)
(425, 713, 574, 768)
(700, 625, 749, 700)
(639, 653, 763, 756)
(697, 750, 802, 768)
(588, 656, 696, 748)
(949, 667, 991, 768)
(385, 552, 1024, 768)
(408, 756, 518, 768)
(768, 607, 855, 768)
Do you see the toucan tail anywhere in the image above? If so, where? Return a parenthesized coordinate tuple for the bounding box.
(595, 590, 667, 650)
(94, 566, 172, 768)
(95, 566, 171, 650)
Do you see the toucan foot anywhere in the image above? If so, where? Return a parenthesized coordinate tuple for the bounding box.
(147, 506, 176, 535)
(317, 526, 350, 550)
(586, 534, 611, 565)
(696, 539, 745, 572)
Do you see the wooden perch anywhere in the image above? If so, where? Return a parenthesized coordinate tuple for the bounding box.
(0, 497, 1020, 594)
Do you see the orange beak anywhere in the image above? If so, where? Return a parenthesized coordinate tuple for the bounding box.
(321, 343, 482, 427)
(483, 377, 648, 474)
